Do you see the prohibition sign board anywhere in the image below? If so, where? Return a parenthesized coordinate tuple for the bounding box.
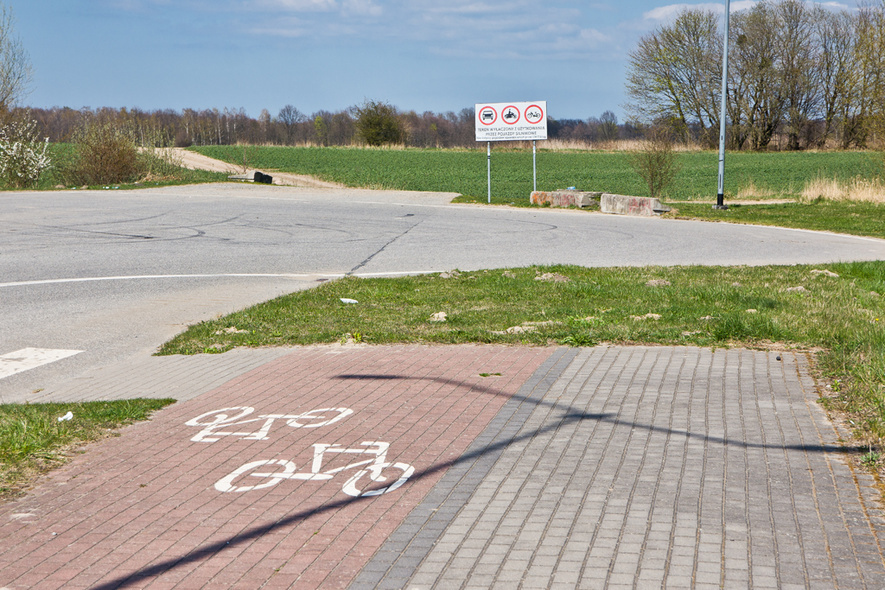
(475, 100, 548, 202)
(475, 101, 547, 141)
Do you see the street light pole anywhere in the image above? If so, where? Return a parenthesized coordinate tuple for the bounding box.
(715, 0, 731, 210)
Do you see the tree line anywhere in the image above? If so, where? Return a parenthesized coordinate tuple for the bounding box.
(626, 0, 885, 150)
(24, 104, 637, 149)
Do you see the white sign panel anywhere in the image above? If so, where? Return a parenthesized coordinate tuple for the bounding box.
(475, 101, 548, 142)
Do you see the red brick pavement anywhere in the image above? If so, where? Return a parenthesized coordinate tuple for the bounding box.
(0, 345, 554, 589)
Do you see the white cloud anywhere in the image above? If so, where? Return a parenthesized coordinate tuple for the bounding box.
(643, 3, 726, 22)
(417, 1, 513, 15)
(248, 17, 312, 36)
(342, 0, 382, 16)
(818, 1, 852, 10)
(252, 0, 338, 11)
(641, 0, 851, 24)
(237, 0, 620, 60)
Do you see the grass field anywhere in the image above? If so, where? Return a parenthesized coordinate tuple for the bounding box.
(193, 145, 884, 202)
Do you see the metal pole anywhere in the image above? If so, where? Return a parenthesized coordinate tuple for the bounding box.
(487, 141, 492, 204)
(532, 140, 537, 194)
(715, 0, 731, 210)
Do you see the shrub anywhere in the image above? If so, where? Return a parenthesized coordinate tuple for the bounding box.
(0, 115, 50, 188)
(630, 126, 681, 199)
(68, 117, 141, 185)
(355, 100, 403, 147)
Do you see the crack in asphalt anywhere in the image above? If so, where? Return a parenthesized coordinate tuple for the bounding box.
(347, 217, 424, 276)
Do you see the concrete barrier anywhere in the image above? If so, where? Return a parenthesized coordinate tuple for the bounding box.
(600, 194, 671, 216)
(529, 190, 670, 216)
(530, 190, 601, 209)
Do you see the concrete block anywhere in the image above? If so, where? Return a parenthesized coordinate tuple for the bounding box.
(530, 190, 601, 208)
(600, 193, 671, 216)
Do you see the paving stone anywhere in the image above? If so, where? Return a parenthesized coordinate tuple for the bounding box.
(3, 345, 884, 589)
(359, 346, 885, 589)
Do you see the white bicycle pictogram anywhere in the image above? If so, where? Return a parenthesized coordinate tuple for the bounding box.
(215, 441, 415, 497)
(186, 406, 354, 443)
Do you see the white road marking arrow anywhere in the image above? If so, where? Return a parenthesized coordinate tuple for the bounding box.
(0, 348, 84, 380)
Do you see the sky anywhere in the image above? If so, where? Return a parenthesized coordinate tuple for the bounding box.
(10, 0, 794, 122)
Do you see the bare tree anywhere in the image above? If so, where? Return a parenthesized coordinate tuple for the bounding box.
(625, 9, 722, 144)
(815, 9, 855, 147)
(0, 3, 30, 116)
(854, 0, 885, 145)
(776, 0, 819, 150)
(599, 111, 619, 142)
(731, 1, 784, 150)
(278, 104, 306, 145)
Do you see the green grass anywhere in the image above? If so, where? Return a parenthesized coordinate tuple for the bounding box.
(668, 200, 885, 239)
(159, 262, 885, 444)
(0, 399, 175, 500)
(192, 145, 883, 202)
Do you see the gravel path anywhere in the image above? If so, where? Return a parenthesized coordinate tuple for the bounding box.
(167, 147, 347, 189)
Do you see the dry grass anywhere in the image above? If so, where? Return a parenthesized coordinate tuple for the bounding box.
(736, 181, 783, 200)
(801, 176, 885, 203)
(539, 139, 706, 152)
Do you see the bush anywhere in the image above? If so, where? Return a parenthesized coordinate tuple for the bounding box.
(355, 100, 403, 147)
(0, 115, 50, 188)
(68, 117, 141, 185)
(630, 126, 681, 199)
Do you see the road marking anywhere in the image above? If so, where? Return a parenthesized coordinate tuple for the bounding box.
(0, 271, 441, 289)
(186, 406, 354, 442)
(0, 348, 83, 380)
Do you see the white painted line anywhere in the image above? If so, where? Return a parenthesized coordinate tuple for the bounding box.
(0, 348, 84, 380)
(0, 271, 443, 289)
(0, 273, 326, 288)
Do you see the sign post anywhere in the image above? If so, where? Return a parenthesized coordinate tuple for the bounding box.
(475, 101, 547, 202)
(533, 140, 537, 193)
(487, 141, 491, 204)
(715, 0, 731, 210)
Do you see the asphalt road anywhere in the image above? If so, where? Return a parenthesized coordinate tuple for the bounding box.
(3, 182, 885, 402)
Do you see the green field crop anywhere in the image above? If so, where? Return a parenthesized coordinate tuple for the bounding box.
(193, 145, 884, 202)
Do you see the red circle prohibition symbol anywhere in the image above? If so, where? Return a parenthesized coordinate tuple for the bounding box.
(478, 106, 497, 126)
(524, 104, 544, 125)
(501, 106, 521, 125)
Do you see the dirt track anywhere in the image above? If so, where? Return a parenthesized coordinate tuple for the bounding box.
(168, 147, 346, 189)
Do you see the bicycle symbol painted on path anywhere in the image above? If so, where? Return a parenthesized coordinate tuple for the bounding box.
(186, 406, 415, 497)
(215, 441, 414, 497)
(185, 406, 355, 442)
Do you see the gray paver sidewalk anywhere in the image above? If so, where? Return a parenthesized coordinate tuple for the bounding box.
(356, 346, 885, 589)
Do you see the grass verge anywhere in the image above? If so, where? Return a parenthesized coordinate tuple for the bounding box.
(159, 263, 885, 454)
(0, 399, 175, 501)
(666, 200, 885, 239)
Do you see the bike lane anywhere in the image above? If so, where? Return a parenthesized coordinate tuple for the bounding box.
(0, 345, 556, 589)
